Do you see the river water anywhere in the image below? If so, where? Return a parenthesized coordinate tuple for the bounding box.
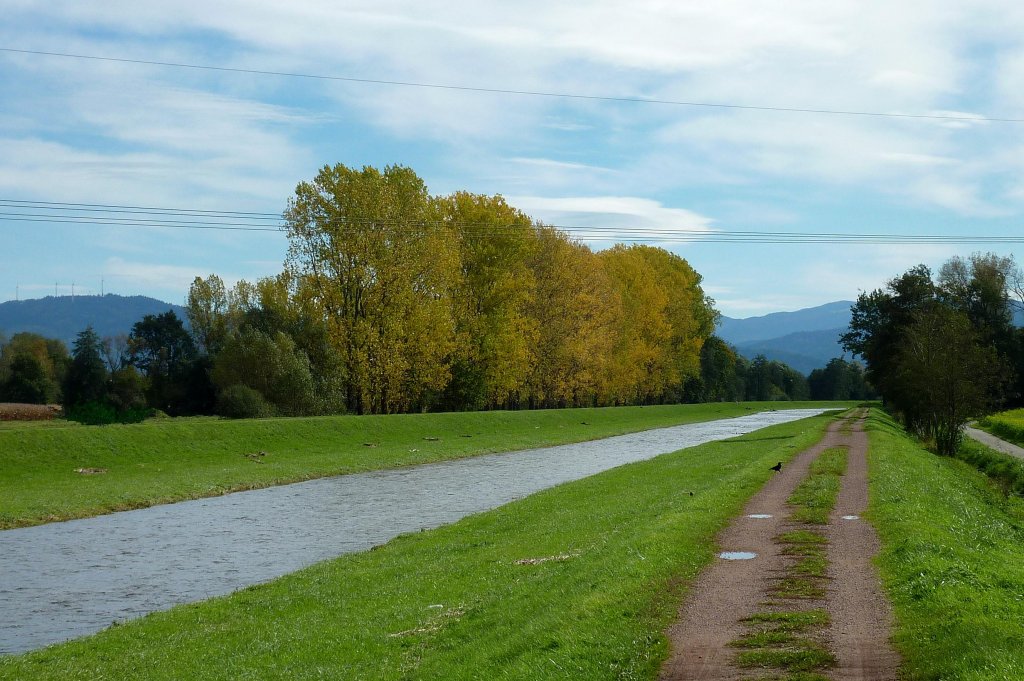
(0, 408, 825, 655)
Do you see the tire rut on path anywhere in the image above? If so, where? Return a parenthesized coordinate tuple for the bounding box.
(659, 414, 900, 680)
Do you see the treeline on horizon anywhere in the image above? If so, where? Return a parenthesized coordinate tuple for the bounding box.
(0, 164, 871, 421)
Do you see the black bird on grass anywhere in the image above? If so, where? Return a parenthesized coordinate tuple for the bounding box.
(770, 461, 782, 472)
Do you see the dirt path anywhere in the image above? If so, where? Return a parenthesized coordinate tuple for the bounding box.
(825, 417, 900, 679)
(659, 415, 900, 680)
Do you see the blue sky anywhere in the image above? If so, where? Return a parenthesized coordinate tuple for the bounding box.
(2, 1, 1023, 317)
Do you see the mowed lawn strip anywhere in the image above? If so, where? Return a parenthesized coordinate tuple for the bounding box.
(977, 407, 1024, 447)
(0, 414, 836, 680)
(868, 411, 1024, 679)
(0, 401, 848, 529)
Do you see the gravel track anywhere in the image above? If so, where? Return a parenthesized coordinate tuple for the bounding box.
(660, 414, 900, 680)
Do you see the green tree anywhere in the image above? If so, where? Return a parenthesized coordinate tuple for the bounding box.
(698, 336, 740, 402)
(0, 332, 68, 401)
(842, 265, 936, 427)
(744, 354, 808, 401)
(212, 328, 318, 417)
(938, 253, 1023, 405)
(807, 358, 874, 401)
(128, 311, 197, 414)
(0, 354, 52, 403)
(63, 326, 108, 409)
(896, 306, 1005, 454)
(107, 366, 148, 412)
(842, 257, 1017, 446)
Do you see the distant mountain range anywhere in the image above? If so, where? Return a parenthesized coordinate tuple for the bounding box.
(0, 295, 188, 348)
(717, 301, 855, 375)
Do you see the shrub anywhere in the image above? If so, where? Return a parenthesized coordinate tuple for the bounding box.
(65, 401, 151, 425)
(212, 329, 318, 416)
(66, 401, 119, 425)
(216, 384, 275, 419)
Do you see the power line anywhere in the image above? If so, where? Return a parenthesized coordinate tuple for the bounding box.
(1, 215, 284, 232)
(1, 46, 1018, 124)
(0, 198, 280, 218)
(2, 199, 1022, 244)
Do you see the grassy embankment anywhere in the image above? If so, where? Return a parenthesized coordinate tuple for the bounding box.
(868, 410, 1024, 679)
(0, 412, 837, 679)
(977, 407, 1024, 447)
(0, 401, 848, 529)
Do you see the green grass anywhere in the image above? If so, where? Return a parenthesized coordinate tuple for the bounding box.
(768, 577, 826, 600)
(953, 438, 1024, 496)
(776, 530, 827, 546)
(735, 646, 836, 673)
(0, 413, 836, 679)
(868, 410, 1024, 680)
(978, 408, 1024, 447)
(788, 446, 847, 525)
(0, 401, 850, 529)
(741, 610, 829, 632)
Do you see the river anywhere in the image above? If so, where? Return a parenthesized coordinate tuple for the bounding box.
(0, 408, 826, 654)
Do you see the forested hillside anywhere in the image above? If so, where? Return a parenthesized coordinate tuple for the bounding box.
(0, 295, 186, 347)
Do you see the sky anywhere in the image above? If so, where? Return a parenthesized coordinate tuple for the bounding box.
(2, 1, 1023, 318)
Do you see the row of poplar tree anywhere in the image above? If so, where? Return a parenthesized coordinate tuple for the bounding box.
(1, 163, 852, 418)
(185, 163, 836, 416)
(189, 163, 721, 415)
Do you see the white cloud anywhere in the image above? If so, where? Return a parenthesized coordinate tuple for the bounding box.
(509, 195, 714, 235)
(5, 0, 1024, 310)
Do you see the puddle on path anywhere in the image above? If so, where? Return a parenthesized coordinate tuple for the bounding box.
(841, 515, 860, 520)
(720, 551, 757, 560)
(747, 514, 773, 519)
(0, 408, 827, 655)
